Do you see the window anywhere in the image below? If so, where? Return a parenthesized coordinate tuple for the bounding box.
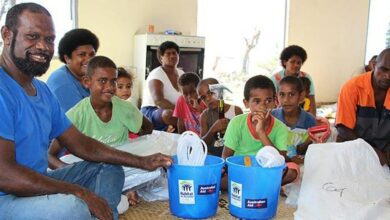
(197, 0, 287, 106)
(365, 0, 390, 63)
(0, 0, 76, 54)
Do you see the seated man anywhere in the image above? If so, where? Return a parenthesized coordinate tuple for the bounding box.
(336, 48, 390, 166)
(0, 3, 171, 220)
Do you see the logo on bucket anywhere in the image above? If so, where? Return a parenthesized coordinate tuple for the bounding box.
(230, 181, 242, 208)
(198, 184, 216, 195)
(178, 180, 195, 204)
(245, 199, 268, 209)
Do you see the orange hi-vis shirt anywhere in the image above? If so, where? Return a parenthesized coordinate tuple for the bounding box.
(336, 72, 390, 151)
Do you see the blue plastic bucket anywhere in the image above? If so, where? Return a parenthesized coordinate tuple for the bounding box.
(167, 155, 224, 219)
(226, 156, 285, 220)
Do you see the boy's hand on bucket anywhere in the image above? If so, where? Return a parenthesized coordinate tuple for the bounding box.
(142, 153, 173, 170)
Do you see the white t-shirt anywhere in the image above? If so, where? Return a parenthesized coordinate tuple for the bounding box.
(141, 66, 184, 107)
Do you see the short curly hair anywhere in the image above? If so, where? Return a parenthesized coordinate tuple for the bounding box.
(157, 41, 180, 61)
(178, 72, 200, 87)
(279, 76, 304, 93)
(244, 75, 275, 101)
(280, 45, 307, 68)
(58, 28, 99, 63)
(86, 56, 116, 77)
(5, 3, 51, 33)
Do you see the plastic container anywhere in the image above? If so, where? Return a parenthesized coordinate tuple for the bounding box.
(226, 156, 285, 220)
(167, 155, 224, 219)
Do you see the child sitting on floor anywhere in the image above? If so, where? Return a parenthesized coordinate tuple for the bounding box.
(115, 67, 153, 138)
(197, 78, 243, 157)
(272, 76, 316, 164)
(48, 56, 152, 206)
(221, 75, 299, 190)
(173, 72, 207, 135)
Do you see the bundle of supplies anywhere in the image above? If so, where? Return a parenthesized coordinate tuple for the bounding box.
(176, 131, 207, 166)
(255, 146, 285, 168)
(168, 132, 223, 219)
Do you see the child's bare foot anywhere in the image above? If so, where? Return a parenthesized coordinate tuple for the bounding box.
(124, 190, 140, 205)
(166, 125, 175, 133)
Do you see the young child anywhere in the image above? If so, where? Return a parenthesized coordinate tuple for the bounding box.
(173, 72, 207, 134)
(116, 67, 133, 100)
(48, 56, 151, 205)
(115, 67, 153, 138)
(197, 78, 243, 157)
(272, 76, 316, 164)
(221, 75, 299, 190)
(299, 76, 311, 112)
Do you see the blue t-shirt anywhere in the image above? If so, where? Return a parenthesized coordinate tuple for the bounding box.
(47, 65, 90, 112)
(0, 68, 71, 196)
(272, 107, 316, 158)
(271, 107, 316, 130)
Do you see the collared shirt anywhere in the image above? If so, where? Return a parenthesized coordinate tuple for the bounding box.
(336, 71, 390, 151)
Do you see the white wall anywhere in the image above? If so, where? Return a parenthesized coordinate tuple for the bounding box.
(41, 0, 197, 81)
(287, 0, 370, 102)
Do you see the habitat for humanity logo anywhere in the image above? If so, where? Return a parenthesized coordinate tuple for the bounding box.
(198, 184, 216, 195)
(230, 181, 242, 208)
(245, 198, 267, 209)
(179, 180, 195, 204)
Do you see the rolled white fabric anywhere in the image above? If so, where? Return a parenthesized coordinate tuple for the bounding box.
(177, 131, 207, 166)
(255, 146, 285, 168)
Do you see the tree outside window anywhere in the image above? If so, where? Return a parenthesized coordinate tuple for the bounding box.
(197, 0, 286, 108)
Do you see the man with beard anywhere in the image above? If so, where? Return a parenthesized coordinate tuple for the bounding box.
(336, 48, 390, 166)
(0, 3, 172, 220)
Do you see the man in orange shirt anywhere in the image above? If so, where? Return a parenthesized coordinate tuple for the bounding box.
(336, 48, 390, 166)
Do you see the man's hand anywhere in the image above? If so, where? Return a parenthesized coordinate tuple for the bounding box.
(75, 188, 113, 220)
(140, 153, 173, 171)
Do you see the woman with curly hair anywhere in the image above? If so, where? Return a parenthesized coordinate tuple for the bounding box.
(47, 28, 99, 112)
(270, 45, 316, 116)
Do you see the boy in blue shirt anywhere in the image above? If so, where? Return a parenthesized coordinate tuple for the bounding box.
(272, 76, 316, 164)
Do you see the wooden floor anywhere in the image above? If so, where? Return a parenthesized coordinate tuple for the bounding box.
(119, 194, 296, 220)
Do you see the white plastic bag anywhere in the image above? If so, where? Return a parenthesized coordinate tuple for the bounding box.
(136, 171, 169, 202)
(283, 164, 304, 207)
(295, 139, 390, 220)
(117, 130, 180, 156)
(255, 146, 285, 167)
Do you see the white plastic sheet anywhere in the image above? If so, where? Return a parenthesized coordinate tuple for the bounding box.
(295, 139, 390, 220)
(60, 131, 180, 202)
